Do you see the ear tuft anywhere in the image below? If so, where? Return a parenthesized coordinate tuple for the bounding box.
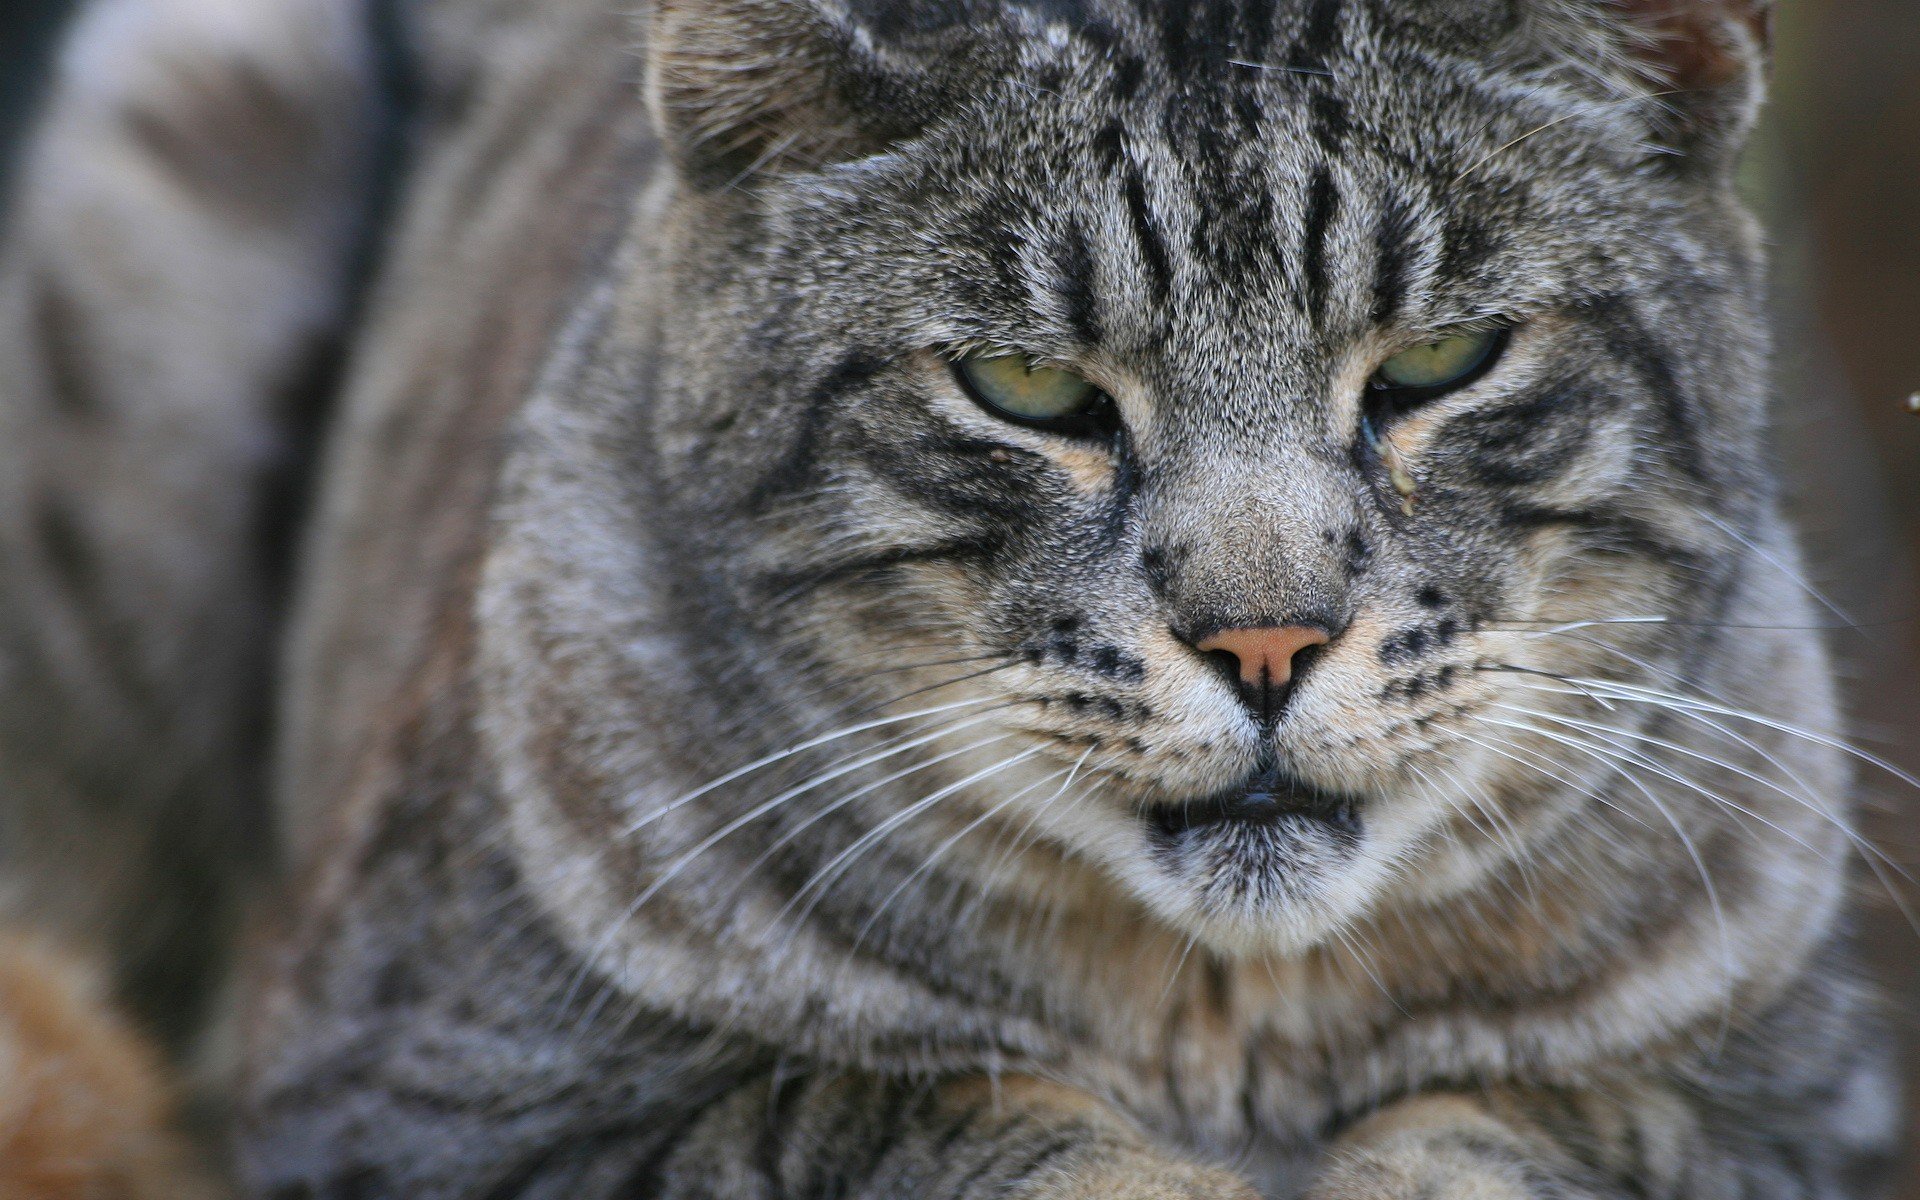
(1603, 0, 1771, 165)
(647, 0, 914, 190)
(1610, 0, 1770, 91)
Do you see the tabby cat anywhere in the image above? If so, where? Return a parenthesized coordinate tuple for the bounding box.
(0, 0, 1900, 1196)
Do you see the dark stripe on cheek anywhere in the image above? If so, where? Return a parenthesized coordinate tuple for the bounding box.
(1592, 298, 1714, 487)
(740, 353, 883, 512)
(1496, 503, 1705, 574)
(857, 427, 1055, 518)
(1446, 380, 1602, 487)
(1122, 168, 1175, 304)
(1301, 168, 1339, 322)
(758, 536, 1009, 605)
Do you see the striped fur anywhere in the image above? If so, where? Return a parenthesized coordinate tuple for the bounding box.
(0, 0, 1899, 1197)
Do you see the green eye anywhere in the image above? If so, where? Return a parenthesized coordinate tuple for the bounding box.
(1373, 328, 1506, 395)
(954, 354, 1105, 431)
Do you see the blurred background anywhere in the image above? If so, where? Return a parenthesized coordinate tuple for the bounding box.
(1, 0, 1916, 1191)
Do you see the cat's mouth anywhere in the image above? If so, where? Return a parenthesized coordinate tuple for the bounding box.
(1146, 765, 1361, 840)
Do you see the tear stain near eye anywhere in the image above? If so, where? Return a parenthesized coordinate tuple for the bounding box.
(1366, 420, 1420, 515)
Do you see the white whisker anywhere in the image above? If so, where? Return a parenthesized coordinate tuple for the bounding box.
(768, 745, 1047, 951)
(620, 696, 997, 837)
(846, 747, 1092, 959)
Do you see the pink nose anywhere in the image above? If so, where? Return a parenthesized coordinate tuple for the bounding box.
(1195, 625, 1332, 690)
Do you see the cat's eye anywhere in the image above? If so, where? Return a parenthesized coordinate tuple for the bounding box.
(1370, 327, 1508, 403)
(953, 354, 1114, 438)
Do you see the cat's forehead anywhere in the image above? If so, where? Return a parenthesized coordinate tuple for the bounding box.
(761, 0, 1671, 373)
(845, 0, 1528, 78)
(859, 0, 1584, 185)
(846, 0, 1520, 45)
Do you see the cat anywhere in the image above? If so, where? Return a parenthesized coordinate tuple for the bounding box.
(0, 0, 1900, 1196)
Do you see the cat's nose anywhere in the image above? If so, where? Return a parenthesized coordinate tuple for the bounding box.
(1194, 625, 1332, 723)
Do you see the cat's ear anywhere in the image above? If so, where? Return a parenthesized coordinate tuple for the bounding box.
(646, 0, 927, 190)
(1600, 0, 1772, 167)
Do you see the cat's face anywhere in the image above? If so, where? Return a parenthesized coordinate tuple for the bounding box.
(645, 0, 1771, 954)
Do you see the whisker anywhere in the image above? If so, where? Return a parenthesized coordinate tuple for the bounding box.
(560, 724, 1017, 1020)
(1497, 683, 1920, 932)
(1454, 88, 1686, 182)
(1327, 924, 1406, 1017)
(782, 652, 1013, 714)
(619, 696, 997, 838)
(1461, 722, 1738, 1049)
(632, 724, 1018, 919)
(842, 660, 1024, 721)
(1480, 616, 1910, 633)
(1699, 511, 1859, 632)
(1478, 715, 1835, 865)
(844, 748, 1092, 961)
(1472, 662, 1617, 710)
(1565, 676, 1920, 798)
(1495, 700, 1874, 856)
(1493, 703, 1920, 936)
(1156, 932, 1202, 1011)
(767, 745, 1048, 951)
(957, 772, 1112, 932)
(1405, 761, 1529, 906)
(1226, 58, 1335, 77)
(1420, 753, 1547, 903)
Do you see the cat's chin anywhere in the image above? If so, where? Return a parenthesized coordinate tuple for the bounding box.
(1127, 770, 1391, 957)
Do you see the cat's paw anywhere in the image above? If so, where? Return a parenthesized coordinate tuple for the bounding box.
(1307, 1097, 1585, 1200)
(1014, 1149, 1260, 1199)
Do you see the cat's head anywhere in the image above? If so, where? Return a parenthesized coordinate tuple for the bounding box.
(583, 0, 1793, 956)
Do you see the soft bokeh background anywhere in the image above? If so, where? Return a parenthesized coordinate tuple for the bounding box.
(1, 0, 1916, 1191)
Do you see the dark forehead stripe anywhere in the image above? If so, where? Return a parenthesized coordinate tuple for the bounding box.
(1092, 121, 1177, 306)
(1370, 191, 1418, 324)
(1287, 0, 1344, 73)
(1048, 220, 1104, 344)
(1149, 0, 1190, 74)
(959, 196, 1035, 315)
(1301, 167, 1339, 322)
(1309, 91, 1350, 154)
(1233, 0, 1280, 71)
(1122, 170, 1175, 305)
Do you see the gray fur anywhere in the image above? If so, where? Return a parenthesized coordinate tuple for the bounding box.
(0, 0, 1899, 1196)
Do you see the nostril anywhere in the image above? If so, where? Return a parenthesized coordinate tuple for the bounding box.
(1204, 647, 1243, 687)
(1288, 641, 1327, 685)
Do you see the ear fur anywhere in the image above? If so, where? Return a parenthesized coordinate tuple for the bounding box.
(646, 0, 921, 190)
(1602, 0, 1772, 167)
